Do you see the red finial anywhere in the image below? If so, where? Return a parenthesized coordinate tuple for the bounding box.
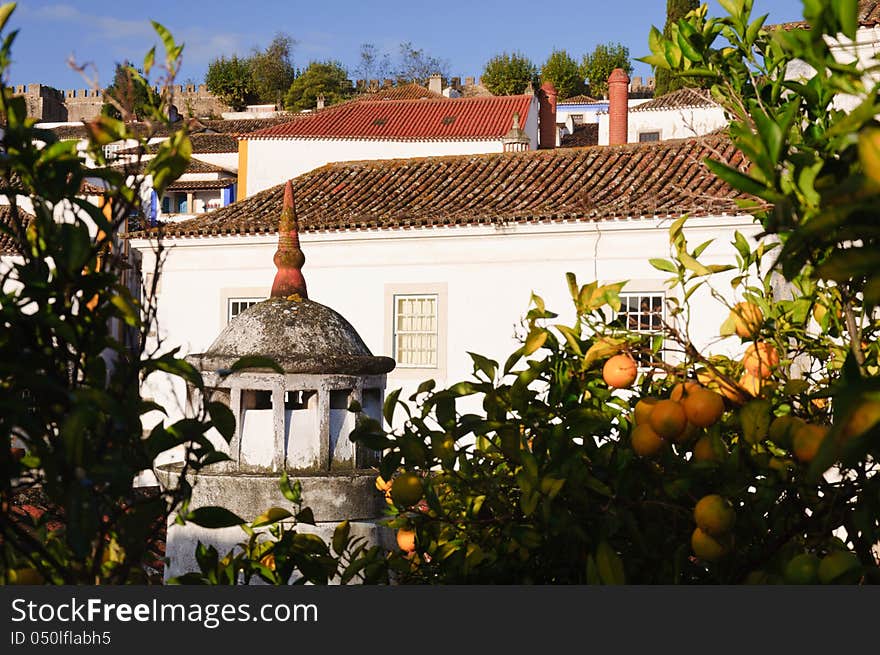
(270, 180, 308, 299)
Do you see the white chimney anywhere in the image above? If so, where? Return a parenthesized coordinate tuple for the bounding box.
(428, 74, 443, 95)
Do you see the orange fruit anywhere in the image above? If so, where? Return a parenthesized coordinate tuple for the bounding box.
(670, 381, 700, 402)
(743, 342, 779, 378)
(603, 354, 638, 389)
(731, 302, 763, 338)
(634, 397, 660, 425)
(648, 399, 687, 441)
(691, 527, 731, 561)
(631, 424, 666, 457)
(792, 424, 829, 463)
(783, 553, 820, 584)
(681, 388, 725, 428)
(768, 415, 805, 448)
(390, 472, 424, 507)
(697, 367, 748, 405)
(738, 372, 768, 398)
(396, 528, 416, 553)
(694, 494, 736, 536)
(692, 436, 725, 463)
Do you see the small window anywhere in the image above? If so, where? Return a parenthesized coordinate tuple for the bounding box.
(372, 117, 387, 126)
(228, 297, 263, 323)
(441, 115, 456, 125)
(638, 131, 661, 143)
(570, 113, 585, 125)
(616, 293, 665, 364)
(393, 294, 438, 368)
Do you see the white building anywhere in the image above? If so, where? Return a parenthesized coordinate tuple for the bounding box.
(238, 93, 544, 198)
(129, 135, 762, 434)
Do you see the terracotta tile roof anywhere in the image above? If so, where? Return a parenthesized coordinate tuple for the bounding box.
(558, 94, 600, 105)
(561, 124, 599, 148)
(112, 156, 232, 176)
(165, 179, 235, 191)
(0, 205, 35, 255)
(630, 88, 718, 112)
(245, 95, 533, 141)
(121, 133, 239, 156)
(137, 135, 757, 239)
(360, 83, 445, 101)
(196, 116, 300, 135)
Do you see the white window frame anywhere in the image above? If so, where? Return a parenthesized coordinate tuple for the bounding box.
(385, 283, 447, 378)
(227, 297, 263, 323)
(638, 130, 662, 143)
(219, 287, 268, 327)
(616, 291, 667, 366)
(393, 293, 439, 368)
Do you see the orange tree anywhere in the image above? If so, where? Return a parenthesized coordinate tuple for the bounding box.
(351, 0, 880, 584)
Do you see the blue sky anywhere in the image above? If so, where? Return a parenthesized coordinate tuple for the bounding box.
(9, 0, 806, 90)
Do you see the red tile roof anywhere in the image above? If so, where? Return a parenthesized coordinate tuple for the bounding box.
(0, 205, 34, 255)
(245, 95, 533, 141)
(561, 124, 599, 148)
(773, 0, 880, 30)
(559, 94, 600, 105)
(631, 88, 718, 112)
(361, 83, 445, 101)
(138, 135, 758, 239)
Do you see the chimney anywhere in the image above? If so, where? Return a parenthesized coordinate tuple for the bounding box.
(316, 94, 325, 110)
(608, 68, 630, 146)
(538, 81, 558, 150)
(428, 73, 443, 95)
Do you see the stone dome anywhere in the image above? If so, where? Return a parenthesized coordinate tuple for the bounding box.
(190, 296, 395, 375)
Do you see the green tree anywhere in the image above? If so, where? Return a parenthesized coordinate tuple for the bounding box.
(101, 61, 160, 122)
(580, 42, 633, 98)
(249, 33, 297, 106)
(540, 49, 586, 99)
(481, 51, 539, 96)
(205, 55, 255, 111)
(654, 0, 701, 96)
(284, 60, 353, 111)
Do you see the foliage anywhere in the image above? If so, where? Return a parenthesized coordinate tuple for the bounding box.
(101, 61, 161, 122)
(355, 43, 392, 82)
(248, 34, 297, 106)
(540, 49, 586, 99)
(654, 0, 701, 96)
(284, 60, 354, 112)
(481, 51, 539, 96)
(170, 474, 389, 585)
(205, 55, 255, 111)
(580, 43, 633, 98)
(394, 41, 449, 82)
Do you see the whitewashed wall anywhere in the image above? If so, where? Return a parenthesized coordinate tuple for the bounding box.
(131, 214, 763, 440)
(597, 105, 728, 145)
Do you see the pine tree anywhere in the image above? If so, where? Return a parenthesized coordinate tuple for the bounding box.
(654, 0, 699, 96)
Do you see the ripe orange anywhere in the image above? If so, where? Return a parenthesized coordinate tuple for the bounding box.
(670, 381, 700, 402)
(731, 302, 763, 338)
(648, 399, 687, 441)
(691, 527, 731, 561)
(390, 472, 424, 507)
(631, 424, 666, 457)
(634, 397, 660, 425)
(738, 372, 768, 398)
(681, 388, 725, 428)
(674, 421, 701, 445)
(603, 354, 638, 389)
(743, 342, 779, 378)
(396, 528, 416, 553)
(768, 415, 805, 449)
(693, 494, 736, 536)
(792, 424, 829, 463)
(692, 436, 725, 463)
(697, 367, 748, 405)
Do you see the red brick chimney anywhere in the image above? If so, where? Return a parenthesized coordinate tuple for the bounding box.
(538, 81, 558, 149)
(608, 68, 630, 146)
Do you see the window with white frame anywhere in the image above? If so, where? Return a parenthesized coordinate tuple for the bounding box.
(570, 113, 585, 125)
(638, 131, 661, 143)
(227, 297, 263, 323)
(617, 293, 666, 364)
(393, 294, 438, 368)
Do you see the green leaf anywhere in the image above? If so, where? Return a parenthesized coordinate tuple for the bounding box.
(228, 355, 283, 374)
(741, 399, 772, 444)
(332, 520, 351, 556)
(207, 401, 235, 443)
(279, 472, 302, 504)
(252, 507, 293, 528)
(596, 541, 625, 585)
(185, 506, 245, 529)
(523, 329, 548, 356)
(383, 388, 401, 425)
(679, 250, 714, 276)
(650, 258, 678, 274)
